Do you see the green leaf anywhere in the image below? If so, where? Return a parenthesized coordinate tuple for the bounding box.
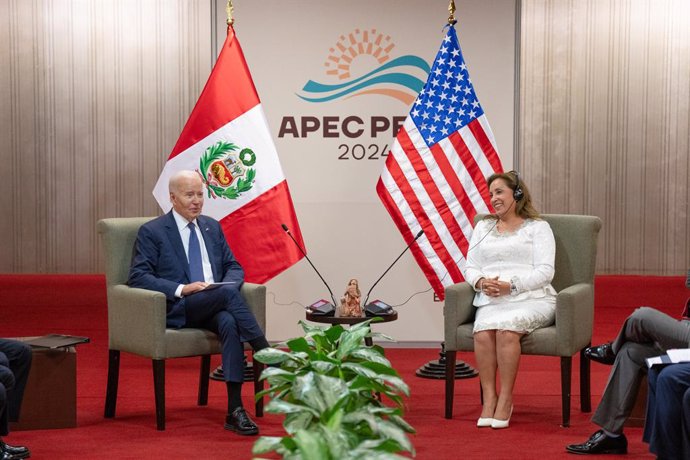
(293, 430, 331, 460)
(350, 347, 391, 366)
(336, 327, 370, 360)
(266, 399, 319, 417)
(254, 347, 292, 364)
(358, 361, 400, 377)
(284, 411, 315, 434)
(388, 414, 416, 434)
(287, 336, 312, 353)
(252, 436, 283, 454)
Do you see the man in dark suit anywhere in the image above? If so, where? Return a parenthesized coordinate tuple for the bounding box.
(0, 338, 32, 459)
(128, 170, 270, 435)
(566, 272, 690, 455)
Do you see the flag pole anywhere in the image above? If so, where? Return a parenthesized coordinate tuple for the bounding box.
(416, 0, 478, 384)
(447, 0, 457, 25)
(226, 0, 234, 26)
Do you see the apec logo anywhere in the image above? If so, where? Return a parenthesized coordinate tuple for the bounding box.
(298, 28, 430, 105)
(278, 29, 430, 161)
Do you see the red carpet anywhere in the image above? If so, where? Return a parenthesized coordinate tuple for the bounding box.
(0, 274, 686, 459)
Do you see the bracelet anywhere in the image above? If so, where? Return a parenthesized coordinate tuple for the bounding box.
(479, 280, 484, 292)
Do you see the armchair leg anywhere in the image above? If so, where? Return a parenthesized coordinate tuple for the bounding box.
(198, 355, 211, 406)
(152, 359, 165, 431)
(560, 356, 572, 427)
(580, 346, 592, 412)
(253, 351, 264, 417)
(104, 349, 120, 418)
(445, 350, 456, 419)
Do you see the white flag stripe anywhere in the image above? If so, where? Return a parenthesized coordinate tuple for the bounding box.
(379, 167, 449, 285)
(404, 121, 476, 246)
(152, 104, 285, 220)
(459, 118, 498, 183)
(437, 136, 492, 219)
(390, 138, 466, 268)
(478, 115, 498, 153)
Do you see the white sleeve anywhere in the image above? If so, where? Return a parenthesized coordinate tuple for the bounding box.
(514, 220, 555, 292)
(464, 219, 492, 290)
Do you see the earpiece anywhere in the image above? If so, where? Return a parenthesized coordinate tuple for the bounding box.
(511, 170, 524, 201)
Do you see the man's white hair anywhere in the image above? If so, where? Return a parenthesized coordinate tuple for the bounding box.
(169, 170, 200, 193)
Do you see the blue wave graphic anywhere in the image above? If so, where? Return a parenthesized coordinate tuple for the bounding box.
(298, 55, 430, 103)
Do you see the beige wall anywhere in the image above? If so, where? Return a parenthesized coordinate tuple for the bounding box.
(519, 0, 690, 275)
(3, 0, 688, 341)
(0, 0, 212, 272)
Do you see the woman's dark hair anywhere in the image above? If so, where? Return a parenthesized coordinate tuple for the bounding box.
(485, 171, 540, 220)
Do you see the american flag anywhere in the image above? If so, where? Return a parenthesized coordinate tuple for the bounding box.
(376, 25, 503, 299)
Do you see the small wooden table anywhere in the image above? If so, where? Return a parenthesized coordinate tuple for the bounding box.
(305, 310, 398, 346)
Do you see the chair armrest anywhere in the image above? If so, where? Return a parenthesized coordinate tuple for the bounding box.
(554, 283, 594, 355)
(108, 284, 168, 357)
(241, 283, 267, 331)
(444, 282, 476, 350)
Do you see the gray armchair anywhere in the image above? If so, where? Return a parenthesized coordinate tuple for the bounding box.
(444, 214, 601, 426)
(97, 217, 266, 430)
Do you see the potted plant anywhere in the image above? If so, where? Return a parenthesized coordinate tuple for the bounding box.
(252, 319, 415, 459)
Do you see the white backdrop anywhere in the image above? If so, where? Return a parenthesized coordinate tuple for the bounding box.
(220, 0, 517, 344)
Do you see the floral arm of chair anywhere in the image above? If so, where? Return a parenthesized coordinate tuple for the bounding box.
(553, 283, 595, 356)
(444, 282, 476, 351)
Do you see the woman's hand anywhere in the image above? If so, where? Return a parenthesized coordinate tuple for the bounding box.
(481, 277, 510, 297)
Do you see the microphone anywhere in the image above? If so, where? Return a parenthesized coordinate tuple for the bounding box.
(281, 224, 338, 315)
(363, 229, 425, 314)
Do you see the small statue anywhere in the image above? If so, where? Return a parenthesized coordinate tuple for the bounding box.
(340, 278, 363, 317)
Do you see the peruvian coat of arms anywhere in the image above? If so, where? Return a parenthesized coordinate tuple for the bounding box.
(198, 140, 256, 200)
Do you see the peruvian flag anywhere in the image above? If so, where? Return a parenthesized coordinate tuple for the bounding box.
(153, 25, 304, 283)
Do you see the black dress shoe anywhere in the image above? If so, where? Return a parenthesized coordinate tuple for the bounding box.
(0, 440, 30, 460)
(566, 430, 627, 455)
(224, 407, 259, 436)
(584, 343, 616, 365)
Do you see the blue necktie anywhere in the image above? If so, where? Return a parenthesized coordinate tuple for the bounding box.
(187, 222, 204, 282)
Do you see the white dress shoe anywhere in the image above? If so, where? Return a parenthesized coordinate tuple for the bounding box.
(491, 406, 513, 429)
(477, 417, 494, 427)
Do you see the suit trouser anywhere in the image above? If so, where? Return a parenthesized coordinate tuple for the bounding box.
(181, 285, 264, 383)
(591, 307, 690, 433)
(0, 339, 32, 436)
(643, 363, 690, 460)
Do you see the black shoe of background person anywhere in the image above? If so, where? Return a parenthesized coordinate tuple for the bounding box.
(584, 343, 616, 365)
(0, 440, 30, 460)
(566, 430, 627, 455)
(224, 406, 259, 436)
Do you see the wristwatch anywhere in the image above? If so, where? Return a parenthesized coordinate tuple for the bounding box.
(509, 277, 519, 296)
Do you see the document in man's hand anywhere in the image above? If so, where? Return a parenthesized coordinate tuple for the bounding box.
(646, 348, 690, 368)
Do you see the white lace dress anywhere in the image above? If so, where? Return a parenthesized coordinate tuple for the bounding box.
(464, 218, 557, 334)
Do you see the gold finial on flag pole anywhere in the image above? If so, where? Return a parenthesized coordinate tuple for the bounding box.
(226, 0, 234, 26)
(448, 0, 457, 25)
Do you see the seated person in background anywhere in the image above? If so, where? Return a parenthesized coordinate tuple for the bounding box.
(464, 171, 556, 429)
(128, 170, 270, 436)
(643, 362, 690, 460)
(0, 338, 32, 460)
(566, 270, 690, 455)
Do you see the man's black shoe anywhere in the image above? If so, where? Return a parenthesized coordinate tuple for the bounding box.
(584, 343, 616, 365)
(0, 440, 30, 460)
(566, 430, 627, 455)
(224, 407, 259, 436)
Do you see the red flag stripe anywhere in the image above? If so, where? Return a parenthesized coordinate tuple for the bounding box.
(448, 129, 493, 210)
(468, 117, 503, 173)
(219, 180, 304, 284)
(395, 128, 468, 256)
(375, 178, 445, 295)
(168, 26, 261, 160)
(383, 152, 464, 282)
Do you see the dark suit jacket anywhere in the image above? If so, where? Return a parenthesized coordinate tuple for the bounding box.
(127, 211, 244, 327)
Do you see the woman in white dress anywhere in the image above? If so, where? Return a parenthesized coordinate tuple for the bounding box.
(464, 171, 556, 429)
